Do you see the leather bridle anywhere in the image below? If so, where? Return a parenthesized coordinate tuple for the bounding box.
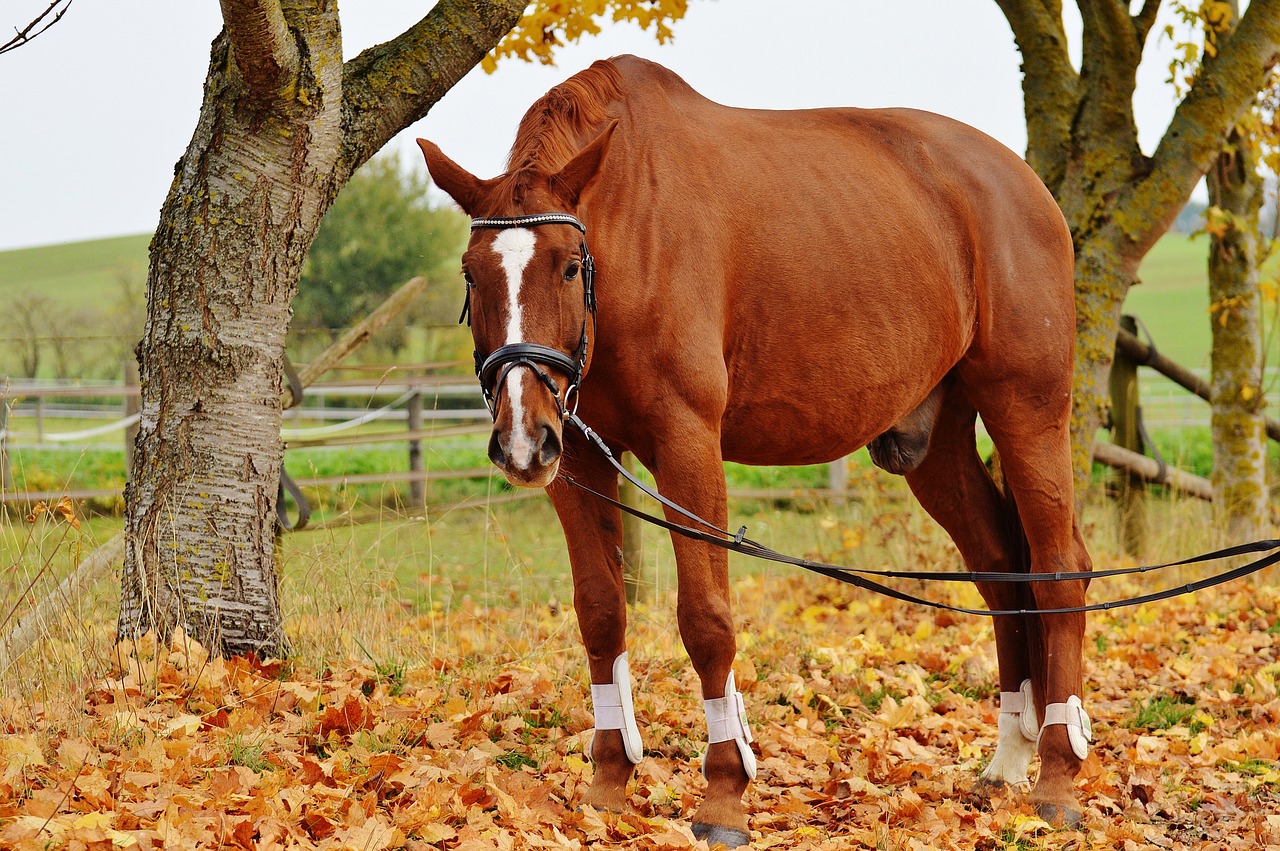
(463, 213, 597, 420)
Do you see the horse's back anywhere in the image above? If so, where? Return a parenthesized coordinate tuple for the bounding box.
(585, 57, 1074, 463)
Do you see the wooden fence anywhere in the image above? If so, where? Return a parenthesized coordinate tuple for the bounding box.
(4, 306, 1259, 557)
(1101, 314, 1280, 554)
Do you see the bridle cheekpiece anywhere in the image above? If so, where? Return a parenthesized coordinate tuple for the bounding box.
(463, 213, 597, 420)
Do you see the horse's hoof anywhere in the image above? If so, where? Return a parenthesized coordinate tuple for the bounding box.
(691, 822, 751, 848)
(1034, 801, 1084, 827)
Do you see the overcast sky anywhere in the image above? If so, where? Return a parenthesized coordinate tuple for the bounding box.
(1, 1, 1190, 252)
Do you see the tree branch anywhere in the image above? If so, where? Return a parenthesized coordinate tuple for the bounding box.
(1075, 0, 1143, 145)
(1121, 0, 1280, 257)
(337, 0, 527, 185)
(993, 0, 1080, 191)
(1132, 0, 1161, 47)
(0, 0, 72, 56)
(218, 0, 299, 100)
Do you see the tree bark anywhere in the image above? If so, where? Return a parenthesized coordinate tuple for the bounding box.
(118, 0, 526, 657)
(995, 0, 1280, 507)
(1207, 126, 1268, 543)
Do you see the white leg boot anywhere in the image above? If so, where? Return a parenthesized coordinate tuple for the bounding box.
(589, 652, 643, 764)
(980, 678, 1039, 786)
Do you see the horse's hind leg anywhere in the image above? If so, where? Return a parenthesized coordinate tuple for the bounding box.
(971, 378, 1093, 824)
(545, 429, 638, 812)
(900, 384, 1039, 787)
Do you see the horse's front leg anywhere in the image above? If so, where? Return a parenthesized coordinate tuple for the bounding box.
(546, 431, 640, 812)
(647, 428, 753, 848)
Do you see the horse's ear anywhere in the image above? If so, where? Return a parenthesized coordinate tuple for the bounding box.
(417, 139, 487, 216)
(550, 120, 618, 207)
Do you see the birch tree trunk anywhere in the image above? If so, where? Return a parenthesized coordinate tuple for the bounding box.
(118, 0, 526, 657)
(995, 0, 1280, 507)
(1207, 128, 1268, 542)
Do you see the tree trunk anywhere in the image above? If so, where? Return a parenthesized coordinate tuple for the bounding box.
(995, 0, 1280, 509)
(117, 0, 528, 658)
(1207, 128, 1268, 543)
(118, 10, 345, 657)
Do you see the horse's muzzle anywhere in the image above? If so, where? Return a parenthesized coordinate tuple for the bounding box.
(488, 419, 563, 488)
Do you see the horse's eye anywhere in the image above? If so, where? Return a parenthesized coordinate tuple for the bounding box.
(563, 261, 581, 281)
(463, 268, 475, 286)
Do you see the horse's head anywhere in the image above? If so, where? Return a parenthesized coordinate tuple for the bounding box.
(417, 125, 614, 488)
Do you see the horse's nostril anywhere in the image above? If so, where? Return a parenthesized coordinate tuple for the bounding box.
(537, 425, 562, 466)
(487, 430, 508, 467)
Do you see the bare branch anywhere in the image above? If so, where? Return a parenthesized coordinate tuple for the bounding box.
(0, 0, 73, 56)
(218, 0, 298, 100)
(1123, 0, 1280, 258)
(337, 0, 527, 184)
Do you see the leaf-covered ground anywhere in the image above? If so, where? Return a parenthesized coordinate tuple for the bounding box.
(3, 572, 1280, 850)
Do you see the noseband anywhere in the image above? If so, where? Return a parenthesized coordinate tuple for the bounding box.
(464, 213, 598, 420)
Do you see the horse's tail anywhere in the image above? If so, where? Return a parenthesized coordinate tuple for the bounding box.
(992, 452, 1047, 712)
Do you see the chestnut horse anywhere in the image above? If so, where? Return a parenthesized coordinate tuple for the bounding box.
(419, 55, 1092, 847)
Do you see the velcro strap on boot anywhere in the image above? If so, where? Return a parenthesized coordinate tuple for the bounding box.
(589, 652, 643, 765)
(1040, 695, 1092, 760)
(998, 678, 1039, 742)
(702, 670, 756, 780)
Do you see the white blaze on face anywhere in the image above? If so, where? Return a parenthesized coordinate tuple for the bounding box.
(491, 228, 539, 469)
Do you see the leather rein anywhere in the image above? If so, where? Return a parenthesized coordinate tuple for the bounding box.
(462, 212, 1280, 617)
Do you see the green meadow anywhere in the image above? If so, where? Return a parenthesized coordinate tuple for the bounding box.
(0, 233, 151, 305)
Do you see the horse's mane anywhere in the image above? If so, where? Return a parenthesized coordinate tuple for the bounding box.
(497, 60, 624, 208)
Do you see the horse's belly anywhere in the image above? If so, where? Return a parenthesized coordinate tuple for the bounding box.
(718, 390, 897, 467)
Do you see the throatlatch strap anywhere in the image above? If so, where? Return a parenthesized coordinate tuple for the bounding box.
(999, 679, 1040, 742)
(702, 671, 757, 780)
(1040, 695, 1092, 760)
(589, 653, 643, 765)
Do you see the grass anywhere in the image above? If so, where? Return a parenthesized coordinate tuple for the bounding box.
(0, 456, 1226, 678)
(1125, 233, 1215, 369)
(0, 234, 149, 306)
(1129, 694, 1200, 732)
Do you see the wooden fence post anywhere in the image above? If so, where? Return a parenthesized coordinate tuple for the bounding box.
(0, 392, 11, 492)
(620, 453, 651, 605)
(123, 357, 140, 480)
(407, 389, 425, 509)
(1110, 315, 1145, 555)
(828, 456, 848, 502)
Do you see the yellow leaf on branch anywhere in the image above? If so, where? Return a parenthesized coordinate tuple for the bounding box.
(487, 0, 691, 72)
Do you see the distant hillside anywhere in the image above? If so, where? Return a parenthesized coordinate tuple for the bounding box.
(0, 234, 150, 307)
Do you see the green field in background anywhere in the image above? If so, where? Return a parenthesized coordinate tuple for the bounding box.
(0, 234, 150, 305)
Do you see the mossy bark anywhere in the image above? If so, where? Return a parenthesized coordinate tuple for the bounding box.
(1207, 128, 1267, 543)
(118, 0, 526, 657)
